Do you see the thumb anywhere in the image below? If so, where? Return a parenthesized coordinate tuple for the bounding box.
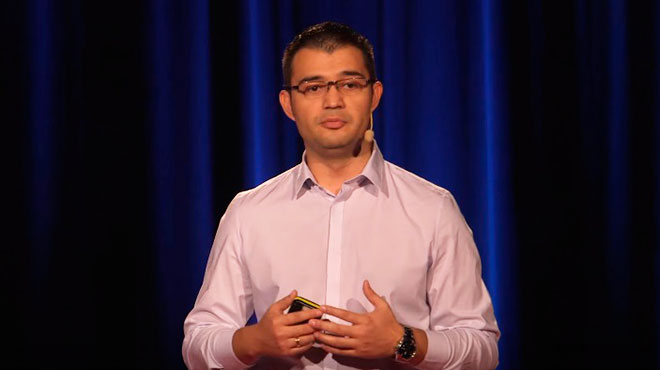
(271, 290, 297, 313)
(363, 280, 386, 308)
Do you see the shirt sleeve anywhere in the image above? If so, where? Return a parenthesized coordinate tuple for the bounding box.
(182, 196, 255, 370)
(416, 192, 500, 370)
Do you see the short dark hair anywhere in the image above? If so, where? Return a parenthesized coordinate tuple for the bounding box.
(282, 21, 377, 86)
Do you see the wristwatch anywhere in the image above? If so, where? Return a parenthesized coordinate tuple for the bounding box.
(393, 325, 417, 362)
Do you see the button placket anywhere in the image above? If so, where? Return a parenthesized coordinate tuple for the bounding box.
(325, 199, 344, 322)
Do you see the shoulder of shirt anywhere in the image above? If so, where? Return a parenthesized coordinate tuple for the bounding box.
(229, 166, 298, 210)
(384, 161, 470, 235)
(384, 159, 454, 201)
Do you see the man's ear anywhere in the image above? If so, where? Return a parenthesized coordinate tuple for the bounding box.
(370, 81, 383, 112)
(279, 90, 296, 121)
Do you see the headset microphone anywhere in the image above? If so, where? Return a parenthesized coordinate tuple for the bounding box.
(364, 114, 374, 142)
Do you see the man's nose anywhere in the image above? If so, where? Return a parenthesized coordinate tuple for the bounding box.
(323, 84, 345, 108)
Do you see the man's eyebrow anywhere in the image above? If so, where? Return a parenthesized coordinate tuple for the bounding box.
(297, 75, 324, 85)
(296, 71, 367, 85)
(341, 70, 367, 78)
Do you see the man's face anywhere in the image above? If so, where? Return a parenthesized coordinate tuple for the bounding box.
(279, 46, 383, 156)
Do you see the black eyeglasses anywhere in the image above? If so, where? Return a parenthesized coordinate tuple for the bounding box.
(284, 77, 375, 98)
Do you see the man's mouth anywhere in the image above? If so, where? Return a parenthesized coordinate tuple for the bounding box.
(320, 117, 347, 129)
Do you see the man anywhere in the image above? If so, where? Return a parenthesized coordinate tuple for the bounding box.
(183, 21, 500, 370)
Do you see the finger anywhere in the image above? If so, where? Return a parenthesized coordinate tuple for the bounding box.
(282, 308, 323, 325)
(320, 305, 366, 324)
(363, 280, 386, 308)
(271, 290, 297, 313)
(309, 318, 355, 337)
(290, 334, 316, 348)
(283, 322, 317, 338)
(289, 341, 315, 356)
(293, 333, 316, 348)
(318, 344, 358, 357)
(313, 331, 358, 349)
(287, 334, 315, 356)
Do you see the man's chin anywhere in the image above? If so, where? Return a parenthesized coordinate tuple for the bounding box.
(317, 140, 356, 152)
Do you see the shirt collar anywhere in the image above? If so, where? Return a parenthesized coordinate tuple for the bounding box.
(292, 140, 388, 199)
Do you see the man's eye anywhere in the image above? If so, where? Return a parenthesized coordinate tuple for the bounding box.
(303, 84, 323, 93)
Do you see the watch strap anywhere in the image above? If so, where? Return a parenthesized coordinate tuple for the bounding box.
(394, 325, 417, 362)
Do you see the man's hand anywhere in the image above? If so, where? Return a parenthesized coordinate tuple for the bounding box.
(232, 290, 323, 364)
(309, 281, 404, 359)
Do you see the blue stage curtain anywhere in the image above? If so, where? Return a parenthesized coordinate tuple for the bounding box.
(7, 1, 658, 369)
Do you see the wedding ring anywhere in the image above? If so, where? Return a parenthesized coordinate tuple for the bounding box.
(294, 337, 301, 347)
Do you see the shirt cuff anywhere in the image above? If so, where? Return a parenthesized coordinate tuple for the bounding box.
(209, 328, 254, 370)
(415, 329, 450, 370)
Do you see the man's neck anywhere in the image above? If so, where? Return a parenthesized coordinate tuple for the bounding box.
(305, 141, 373, 195)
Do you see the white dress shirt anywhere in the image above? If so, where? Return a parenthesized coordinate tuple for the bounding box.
(183, 142, 500, 370)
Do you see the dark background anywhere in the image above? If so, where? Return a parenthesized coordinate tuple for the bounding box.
(3, 1, 658, 369)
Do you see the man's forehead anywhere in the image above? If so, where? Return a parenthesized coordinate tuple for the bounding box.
(291, 45, 368, 80)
